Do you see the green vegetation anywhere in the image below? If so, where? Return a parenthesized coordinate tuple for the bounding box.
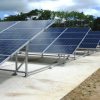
(0, 9, 100, 30)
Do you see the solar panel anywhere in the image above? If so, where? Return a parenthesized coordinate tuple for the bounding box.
(0, 55, 9, 64)
(45, 45, 78, 54)
(44, 27, 66, 32)
(0, 20, 54, 65)
(59, 33, 85, 38)
(36, 32, 63, 39)
(45, 28, 90, 54)
(86, 34, 100, 39)
(53, 39, 82, 45)
(65, 27, 90, 32)
(88, 31, 100, 34)
(0, 40, 28, 55)
(29, 27, 66, 53)
(79, 43, 98, 49)
(29, 44, 48, 53)
(12, 20, 53, 29)
(79, 31, 100, 49)
(0, 29, 42, 40)
(31, 38, 54, 45)
(0, 21, 17, 32)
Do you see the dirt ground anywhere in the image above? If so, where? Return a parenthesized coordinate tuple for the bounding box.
(62, 68, 100, 100)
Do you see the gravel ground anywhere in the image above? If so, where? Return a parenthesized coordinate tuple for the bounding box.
(62, 68, 100, 100)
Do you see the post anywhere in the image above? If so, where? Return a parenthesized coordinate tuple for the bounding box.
(87, 49, 90, 55)
(25, 45, 28, 77)
(74, 52, 76, 60)
(41, 53, 43, 58)
(12, 53, 18, 76)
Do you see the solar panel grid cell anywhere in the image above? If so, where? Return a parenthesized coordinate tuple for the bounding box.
(79, 43, 98, 48)
(86, 34, 100, 39)
(0, 40, 28, 55)
(45, 45, 78, 54)
(53, 39, 82, 45)
(79, 31, 100, 49)
(12, 20, 53, 29)
(35, 32, 62, 39)
(44, 27, 66, 32)
(0, 22, 16, 31)
(59, 33, 85, 38)
(29, 44, 48, 53)
(0, 55, 9, 64)
(65, 27, 90, 32)
(0, 29, 42, 40)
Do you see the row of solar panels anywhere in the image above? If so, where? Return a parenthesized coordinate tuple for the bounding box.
(29, 27, 100, 54)
(0, 20, 99, 65)
(29, 27, 89, 54)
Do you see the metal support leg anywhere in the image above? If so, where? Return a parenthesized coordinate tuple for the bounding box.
(87, 50, 90, 55)
(66, 55, 70, 60)
(62, 54, 66, 64)
(12, 53, 18, 76)
(25, 45, 28, 77)
(41, 53, 44, 58)
(74, 52, 76, 60)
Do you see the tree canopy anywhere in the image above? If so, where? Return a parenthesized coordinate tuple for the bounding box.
(0, 9, 99, 30)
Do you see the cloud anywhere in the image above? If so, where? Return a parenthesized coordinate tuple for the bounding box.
(0, 0, 100, 17)
(0, 0, 29, 12)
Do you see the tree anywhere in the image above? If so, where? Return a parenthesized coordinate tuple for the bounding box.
(39, 10, 51, 20)
(92, 17, 100, 31)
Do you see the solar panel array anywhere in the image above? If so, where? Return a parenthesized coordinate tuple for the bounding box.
(0, 20, 97, 66)
(29, 27, 90, 54)
(79, 31, 100, 49)
(0, 20, 54, 65)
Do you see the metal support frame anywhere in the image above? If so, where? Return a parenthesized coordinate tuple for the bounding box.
(74, 52, 76, 60)
(56, 54, 69, 65)
(12, 53, 18, 76)
(0, 45, 29, 77)
(41, 53, 44, 58)
(87, 49, 90, 55)
(12, 45, 29, 77)
(25, 45, 28, 77)
(66, 55, 70, 60)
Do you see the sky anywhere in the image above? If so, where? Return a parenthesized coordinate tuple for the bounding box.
(0, 0, 100, 19)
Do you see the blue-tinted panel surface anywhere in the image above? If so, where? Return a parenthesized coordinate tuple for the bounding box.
(53, 39, 82, 45)
(0, 20, 54, 65)
(45, 45, 77, 54)
(3, 28, 41, 33)
(79, 43, 98, 48)
(35, 32, 62, 39)
(0, 40, 27, 55)
(12, 20, 53, 29)
(59, 33, 85, 38)
(0, 29, 42, 39)
(44, 27, 66, 32)
(31, 38, 54, 45)
(29, 28, 65, 52)
(80, 31, 100, 49)
(29, 44, 48, 53)
(86, 34, 100, 39)
(0, 55, 9, 64)
(82, 39, 99, 44)
(0, 21, 16, 31)
(65, 27, 90, 32)
(44, 28, 89, 54)
(88, 31, 100, 34)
